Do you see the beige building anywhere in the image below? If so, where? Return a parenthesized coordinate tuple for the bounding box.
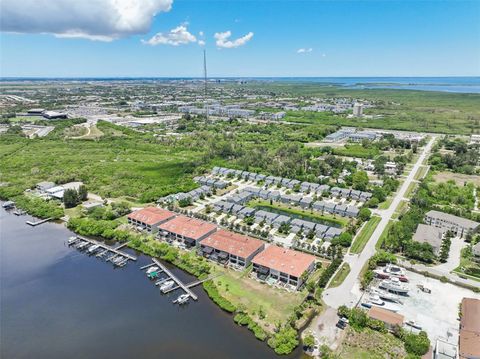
(424, 210, 479, 238)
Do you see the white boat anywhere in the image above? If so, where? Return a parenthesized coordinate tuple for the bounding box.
(370, 287, 402, 303)
(146, 266, 159, 274)
(76, 242, 89, 250)
(384, 264, 406, 277)
(368, 295, 384, 305)
(174, 294, 190, 305)
(379, 277, 409, 295)
(67, 236, 78, 245)
(160, 280, 175, 292)
(87, 244, 100, 253)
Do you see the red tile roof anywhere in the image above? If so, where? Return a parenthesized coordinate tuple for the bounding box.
(158, 215, 217, 240)
(127, 207, 175, 226)
(252, 245, 315, 278)
(368, 306, 404, 326)
(460, 298, 480, 359)
(201, 230, 264, 259)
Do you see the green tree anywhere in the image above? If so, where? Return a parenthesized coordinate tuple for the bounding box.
(78, 185, 88, 201)
(358, 208, 372, 221)
(63, 188, 80, 208)
(352, 170, 369, 191)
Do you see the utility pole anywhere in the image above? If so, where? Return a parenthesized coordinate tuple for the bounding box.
(203, 49, 208, 122)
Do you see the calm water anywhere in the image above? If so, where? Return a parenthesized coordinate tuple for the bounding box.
(0, 206, 301, 359)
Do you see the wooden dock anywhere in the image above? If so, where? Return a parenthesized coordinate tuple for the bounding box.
(26, 218, 52, 226)
(75, 236, 137, 261)
(162, 274, 222, 294)
(151, 259, 198, 301)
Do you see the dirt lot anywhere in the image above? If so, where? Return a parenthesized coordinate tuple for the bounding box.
(434, 171, 480, 186)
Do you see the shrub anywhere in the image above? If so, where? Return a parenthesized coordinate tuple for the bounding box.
(202, 280, 236, 313)
(403, 331, 430, 356)
(267, 325, 299, 355)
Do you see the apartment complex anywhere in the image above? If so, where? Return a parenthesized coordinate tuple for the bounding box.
(424, 210, 479, 238)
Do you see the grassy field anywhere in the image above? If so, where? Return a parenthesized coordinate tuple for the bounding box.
(434, 171, 480, 186)
(332, 144, 380, 159)
(350, 216, 381, 254)
(335, 328, 407, 359)
(404, 182, 418, 199)
(328, 263, 350, 288)
(376, 220, 395, 250)
(248, 199, 350, 227)
(392, 200, 409, 220)
(211, 266, 305, 332)
(414, 165, 429, 181)
(378, 196, 394, 210)
(0, 123, 203, 202)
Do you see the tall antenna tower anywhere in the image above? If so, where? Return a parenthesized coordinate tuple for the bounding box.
(203, 49, 209, 122)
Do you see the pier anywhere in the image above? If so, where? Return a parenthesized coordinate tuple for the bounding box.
(70, 236, 137, 263)
(162, 274, 222, 294)
(151, 259, 198, 301)
(26, 218, 52, 226)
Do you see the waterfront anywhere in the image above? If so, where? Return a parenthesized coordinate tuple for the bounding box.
(0, 207, 301, 359)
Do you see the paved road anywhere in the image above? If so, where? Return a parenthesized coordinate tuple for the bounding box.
(322, 136, 437, 309)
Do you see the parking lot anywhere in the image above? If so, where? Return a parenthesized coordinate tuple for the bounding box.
(369, 269, 480, 345)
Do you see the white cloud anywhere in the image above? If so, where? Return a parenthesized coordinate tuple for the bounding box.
(214, 31, 253, 49)
(198, 40, 206, 46)
(0, 0, 172, 41)
(142, 25, 197, 46)
(297, 48, 313, 54)
(199, 31, 204, 37)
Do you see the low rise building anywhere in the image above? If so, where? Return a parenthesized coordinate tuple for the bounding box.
(127, 207, 176, 233)
(158, 215, 217, 247)
(367, 306, 404, 331)
(252, 246, 316, 290)
(425, 210, 480, 238)
(459, 297, 480, 359)
(412, 224, 445, 255)
(200, 230, 265, 268)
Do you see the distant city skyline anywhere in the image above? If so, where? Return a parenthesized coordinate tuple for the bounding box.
(1, 0, 479, 77)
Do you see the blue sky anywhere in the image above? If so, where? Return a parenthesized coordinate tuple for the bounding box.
(1, 0, 479, 77)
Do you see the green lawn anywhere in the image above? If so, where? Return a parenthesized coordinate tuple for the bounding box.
(414, 165, 429, 181)
(249, 199, 350, 227)
(376, 220, 394, 250)
(378, 196, 394, 210)
(404, 182, 418, 199)
(350, 216, 382, 254)
(212, 266, 305, 331)
(328, 263, 351, 288)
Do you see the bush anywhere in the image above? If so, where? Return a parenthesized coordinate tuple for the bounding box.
(234, 312, 268, 341)
(14, 195, 64, 219)
(403, 331, 430, 356)
(267, 325, 299, 355)
(202, 280, 236, 313)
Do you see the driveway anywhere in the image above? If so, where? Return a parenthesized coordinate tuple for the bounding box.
(433, 237, 466, 273)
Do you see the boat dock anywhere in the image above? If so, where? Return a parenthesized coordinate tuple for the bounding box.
(68, 236, 137, 265)
(151, 259, 198, 300)
(26, 218, 52, 226)
(143, 259, 223, 301)
(162, 274, 221, 294)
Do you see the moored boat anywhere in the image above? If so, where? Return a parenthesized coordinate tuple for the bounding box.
(174, 294, 190, 305)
